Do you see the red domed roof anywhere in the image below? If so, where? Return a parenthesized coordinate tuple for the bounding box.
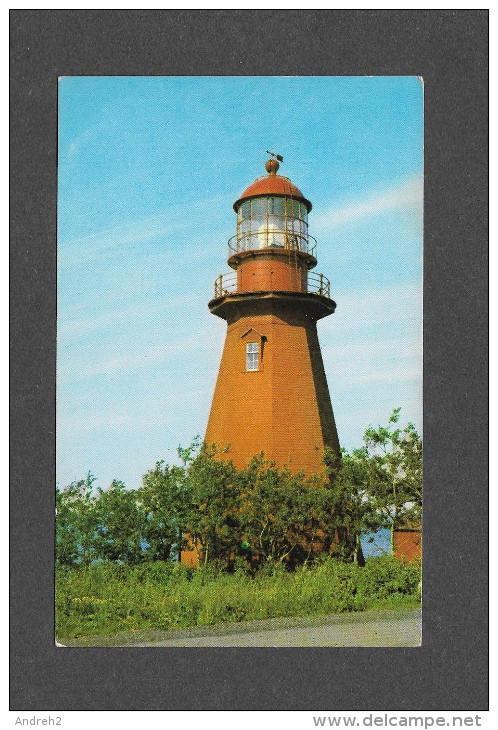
(233, 172, 312, 212)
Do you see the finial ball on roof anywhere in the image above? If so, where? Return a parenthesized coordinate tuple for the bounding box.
(265, 158, 280, 175)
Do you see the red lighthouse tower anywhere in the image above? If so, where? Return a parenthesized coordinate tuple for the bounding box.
(205, 156, 340, 477)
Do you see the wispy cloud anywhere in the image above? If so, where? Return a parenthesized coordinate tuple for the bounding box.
(319, 281, 423, 336)
(314, 175, 423, 232)
(59, 216, 187, 268)
(58, 332, 216, 382)
(319, 281, 422, 391)
(64, 121, 107, 160)
(58, 386, 213, 434)
(59, 193, 233, 269)
(322, 334, 421, 361)
(328, 356, 421, 389)
(58, 293, 204, 339)
(323, 335, 422, 388)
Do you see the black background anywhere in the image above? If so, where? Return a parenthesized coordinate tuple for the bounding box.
(10, 10, 488, 711)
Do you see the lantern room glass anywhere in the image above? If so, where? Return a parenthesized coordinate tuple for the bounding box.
(236, 196, 309, 253)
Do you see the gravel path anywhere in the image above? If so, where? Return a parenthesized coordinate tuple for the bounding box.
(59, 608, 420, 647)
(60, 608, 421, 647)
(134, 608, 421, 647)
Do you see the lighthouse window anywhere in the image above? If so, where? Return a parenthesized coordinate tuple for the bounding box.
(286, 199, 307, 222)
(286, 199, 298, 218)
(246, 342, 259, 371)
(268, 215, 284, 232)
(287, 216, 299, 234)
(239, 219, 251, 235)
(269, 197, 286, 216)
(251, 198, 267, 216)
(239, 201, 251, 220)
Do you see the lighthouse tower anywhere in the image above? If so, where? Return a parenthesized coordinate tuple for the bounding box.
(205, 156, 340, 477)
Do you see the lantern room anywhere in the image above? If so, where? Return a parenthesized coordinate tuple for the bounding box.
(235, 195, 310, 251)
(229, 157, 316, 262)
(224, 157, 322, 297)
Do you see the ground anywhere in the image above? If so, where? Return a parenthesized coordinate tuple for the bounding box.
(59, 607, 421, 647)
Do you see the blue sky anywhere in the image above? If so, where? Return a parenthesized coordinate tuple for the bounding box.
(57, 76, 423, 489)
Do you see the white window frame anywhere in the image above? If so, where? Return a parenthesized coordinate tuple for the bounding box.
(246, 342, 259, 371)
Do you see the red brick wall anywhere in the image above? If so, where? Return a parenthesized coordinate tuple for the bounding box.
(205, 299, 340, 476)
(394, 530, 422, 562)
(237, 254, 307, 294)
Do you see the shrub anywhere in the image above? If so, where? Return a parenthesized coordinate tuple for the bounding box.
(355, 556, 421, 600)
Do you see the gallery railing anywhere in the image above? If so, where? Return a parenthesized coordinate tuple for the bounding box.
(213, 271, 331, 299)
(228, 231, 317, 259)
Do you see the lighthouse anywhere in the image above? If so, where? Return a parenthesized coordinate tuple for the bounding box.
(205, 155, 340, 477)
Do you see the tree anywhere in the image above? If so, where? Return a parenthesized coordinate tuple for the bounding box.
(139, 460, 188, 561)
(94, 480, 146, 564)
(324, 447, 379, 565)
(140, 441, 243, 567)
(181, 443, 241, 566)
(56, 472, 98, 566)
(55, 411, 422, 570)
(238, 456, 331, 567)
(363, 408, 422, 554)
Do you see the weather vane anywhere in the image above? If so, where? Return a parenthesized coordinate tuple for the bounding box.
(266, 150, 284, 163)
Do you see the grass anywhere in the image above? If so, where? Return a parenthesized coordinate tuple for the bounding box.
(56, 556, 421, 642)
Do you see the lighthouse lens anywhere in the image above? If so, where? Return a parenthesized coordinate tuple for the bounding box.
(268, 215, 284, 232)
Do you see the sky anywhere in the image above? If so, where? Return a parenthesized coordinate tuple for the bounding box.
(57, 76, 423, 490)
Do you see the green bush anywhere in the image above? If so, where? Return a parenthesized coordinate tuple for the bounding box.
(355, 556, 421, 600)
